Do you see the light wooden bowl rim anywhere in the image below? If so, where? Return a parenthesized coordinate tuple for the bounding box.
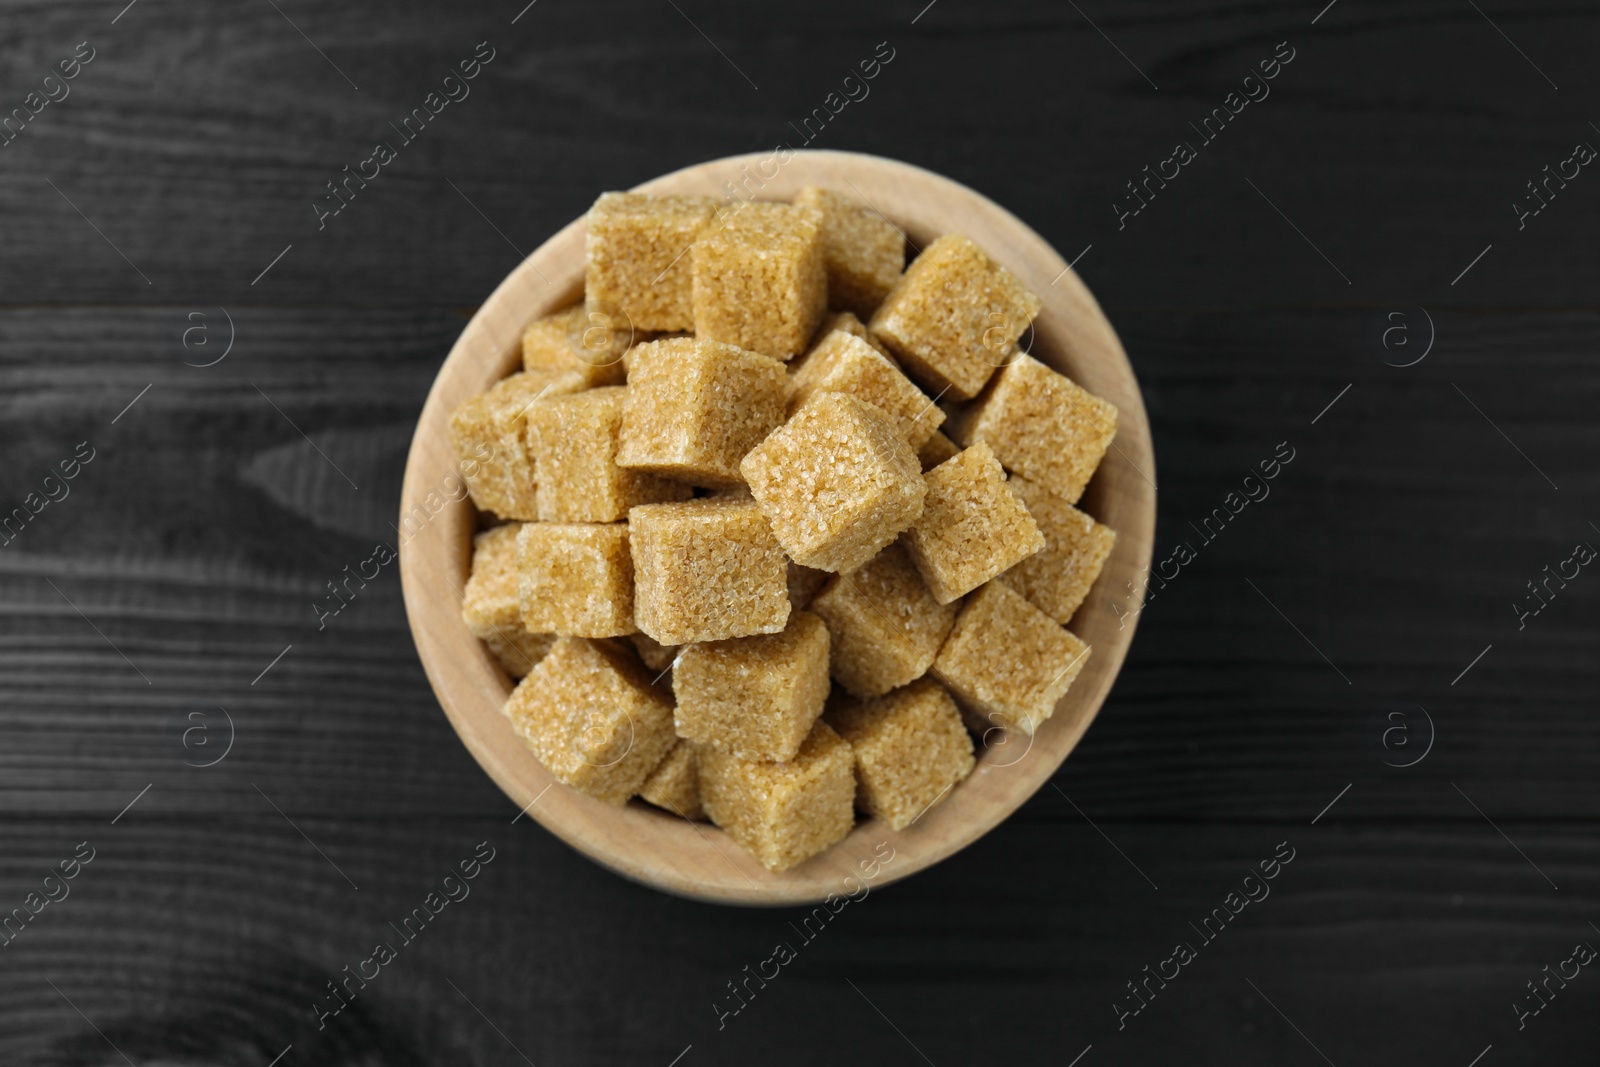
(399, 149, 1156, 906)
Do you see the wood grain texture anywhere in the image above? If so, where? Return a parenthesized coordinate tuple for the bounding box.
(1, 0, 1598, 1062)
(2, 819, 1596, 1066)
(399, 150, 1157, 904)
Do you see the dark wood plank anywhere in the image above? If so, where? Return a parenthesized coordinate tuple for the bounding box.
(0, 821, 1592, 1065)
(0, 1, 1596, 306)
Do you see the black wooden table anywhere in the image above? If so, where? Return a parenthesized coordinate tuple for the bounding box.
(3, 2, 1596, 1064)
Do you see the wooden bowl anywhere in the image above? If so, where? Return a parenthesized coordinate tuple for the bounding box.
(399, 150, 1155, 906)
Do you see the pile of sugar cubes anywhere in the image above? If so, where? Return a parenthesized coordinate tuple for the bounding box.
(452, 187, 1120, 872)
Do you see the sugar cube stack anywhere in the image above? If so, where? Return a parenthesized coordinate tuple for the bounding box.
(638, 740, 702, 820)
(446, 187, 1121, 873)
(674, 611, 831, 761)
(461, 524, 557, 677)
(793, 186, 905, 317)
(587, 192, 719, 331)
(506, 637, 676, 804)
(629, 498, 790, 644)
(692, 201, 827, 359)
(617, 337, 787, 488)
(933, 579, 1090, 736)
(522, 304, 629, 385)
(785, 560, 831, 610)
(527, 386, 692, 522)
(813, 309, 894, 359)
(698, 720, 857, 872)
(788, 328, 945, 448)
(629, 631, 677, 673)
(741, 391, 925, 573)
(828, 678, 975, 830)
(449, 370, 584, 520)
(869, 234, 1042, 402)
(950, 351, 1119, 504)
(903, 442, 1044, 604)
(916, 429, 960, 472)
(1006, 476, 1117, 624)
(808, 542, 956, 699)
(515, 522, 636, 638)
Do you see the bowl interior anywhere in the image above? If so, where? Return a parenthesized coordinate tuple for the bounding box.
(398, 150, 1155, 905)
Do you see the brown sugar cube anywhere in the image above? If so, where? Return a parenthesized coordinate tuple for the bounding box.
(868, 234, 1042, 401)
(505, 637, 676, 804)
(485, 630, 556, 680)
(526, 386, 692, 522)
(809, 542, 958, 699)
(461, 524, 557, 677)
(586, 192, 719, 331)
(740, 392, 925, 573)
(674, 611, 830, 761)
(819, 310, 869, 341)
(521, 304, 628, 386)
(1006, 476, 1117, 624)
(449, 370, 585, 520)
(637, 740, 703, 820)
(787, 329, 944, 449)
(698, 719, 856, 872)
(786, 560, 831, 610)
(630, 631, 677, 673)
(917, 429, 960, 471)
(691, 201, 827, 359)
(515, 522, 636, 638)
(807, 309, 893, 359)
(815, 310, 878, 347)
(902, 442, 1045, 604)
(629, 498, 790, 644)
(827, 679, 975, 830)
(932, 579, 1091, 736)
(616, 337, 788, 488)
(950, 352, 1119, 504)
(620, 331, 691, 377)
(793, 186, 905, 317)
